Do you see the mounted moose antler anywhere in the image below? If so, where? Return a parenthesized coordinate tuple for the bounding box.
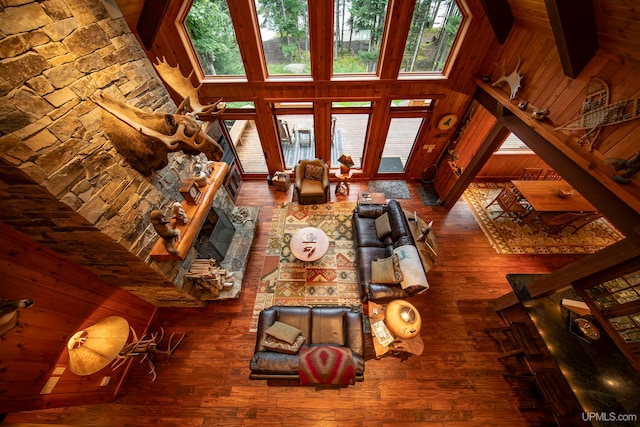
(154, 57, 226, 118)
(92, 58, 227, 176)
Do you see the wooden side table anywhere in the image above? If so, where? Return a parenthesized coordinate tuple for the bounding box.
(368, 301, 424, 359)
(334, 171, 352, 196)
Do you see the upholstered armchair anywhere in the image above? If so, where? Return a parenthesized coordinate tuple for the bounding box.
(294, 159, 330, 205)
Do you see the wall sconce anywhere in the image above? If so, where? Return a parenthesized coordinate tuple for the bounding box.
(337, 153, 354, 174)
(67, 316, 130, 376)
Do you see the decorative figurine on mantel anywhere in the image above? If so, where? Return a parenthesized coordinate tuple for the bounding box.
(172, 202, 189, 225)
(150, 210, 181, 254)
(192, 156, 216, 187)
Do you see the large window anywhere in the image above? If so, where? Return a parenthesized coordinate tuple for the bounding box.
(401, 0, 463, 73)
(256, 0, 310, 76)
(333, 0, 389, 74)
(184, 0, 246, 76)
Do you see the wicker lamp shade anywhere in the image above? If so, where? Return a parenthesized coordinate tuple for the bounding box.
(67, 316, 130, 376)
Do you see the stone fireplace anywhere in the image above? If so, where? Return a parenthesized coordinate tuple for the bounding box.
(0, 0, 257, 307)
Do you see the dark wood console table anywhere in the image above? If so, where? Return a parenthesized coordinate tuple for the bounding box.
(150, 162, 228, 261)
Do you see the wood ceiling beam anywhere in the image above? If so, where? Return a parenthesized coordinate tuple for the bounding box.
(479, 0, 514, 45)
(136, 0, 170, 51)
(544, 0, 599, 78)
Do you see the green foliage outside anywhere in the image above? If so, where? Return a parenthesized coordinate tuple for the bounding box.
(185, 0, 461, 76)
(185, 0, 244, 76)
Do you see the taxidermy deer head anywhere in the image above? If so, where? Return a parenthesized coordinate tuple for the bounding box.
(92, 57, 225, 176)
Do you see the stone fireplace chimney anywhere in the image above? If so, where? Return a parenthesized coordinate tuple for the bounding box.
(0, 0, 229, 306)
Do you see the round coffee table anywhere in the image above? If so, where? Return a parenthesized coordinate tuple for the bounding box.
(290, 227, 329, 262)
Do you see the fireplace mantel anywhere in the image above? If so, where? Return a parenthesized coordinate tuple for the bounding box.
(150, 162, 229, 261)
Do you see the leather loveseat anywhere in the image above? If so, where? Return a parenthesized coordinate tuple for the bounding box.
(353, 200, 430, 302)
(249, 306, 365, 382)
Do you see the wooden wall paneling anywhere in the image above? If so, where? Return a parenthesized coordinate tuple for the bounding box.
(455, 105, 499, 169)
(433, 161, 459, 202)
(447, 13, 499, 95)
(507, 0, 551, 34)
(0, 223, 156, 413)
(477, 153, 550, 181)
(445, 119, 510, 208)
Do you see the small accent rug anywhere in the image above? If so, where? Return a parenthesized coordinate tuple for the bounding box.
(417, 182, 441, 206)
(463, 182, 624, 254)
(368, 180, 411, 199)
(379, 157, 404, 172)
(299, 346, 356, 385)
(250, 202, 361, 331)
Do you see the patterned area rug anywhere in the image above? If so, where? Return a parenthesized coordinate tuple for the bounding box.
(368, 180, 411, 199)
(463, 182, 624, 254)
(250, 202, 361, 332)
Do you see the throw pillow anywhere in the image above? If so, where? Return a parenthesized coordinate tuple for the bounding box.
(262, 334, 305, 354)
(304, 164, 324, 181)
(265, 321, 302, 344)
(371, 253, 403, 284)
(374, 212, 392, 239)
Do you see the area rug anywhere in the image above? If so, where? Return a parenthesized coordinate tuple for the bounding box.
(368, 180, 411, 199)
(463, 182, 624, 254)
(379, 157, 404, 172)
(250, 202, 361, 332)
(417, 182, 441, 206)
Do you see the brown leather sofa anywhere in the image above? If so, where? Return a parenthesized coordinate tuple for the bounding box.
(249, 306, 365, 381)
(353, 200, 429, 302)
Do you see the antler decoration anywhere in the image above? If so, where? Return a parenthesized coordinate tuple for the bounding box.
(492, 56, 522, 100)
(92, 93, 211, 151)
(153, 57, 226, 118)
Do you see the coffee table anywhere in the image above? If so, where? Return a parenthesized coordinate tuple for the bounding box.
(290, 227, 329, 262)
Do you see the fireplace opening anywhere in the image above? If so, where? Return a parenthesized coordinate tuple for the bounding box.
(195, 208, 236, 262)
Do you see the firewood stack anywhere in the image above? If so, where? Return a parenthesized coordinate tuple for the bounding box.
(185, 259, 233, 297)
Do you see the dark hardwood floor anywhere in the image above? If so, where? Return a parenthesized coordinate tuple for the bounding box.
(5, 179, 584, 426)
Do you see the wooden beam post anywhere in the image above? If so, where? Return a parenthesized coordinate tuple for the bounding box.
(544, 0, 599, 78)
(479, 0, 514, 45)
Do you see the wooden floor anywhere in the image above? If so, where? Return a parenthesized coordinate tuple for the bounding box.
(5, 180, 585, 426)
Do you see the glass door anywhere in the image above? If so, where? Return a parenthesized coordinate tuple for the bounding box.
(378, 117, 423, 173)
